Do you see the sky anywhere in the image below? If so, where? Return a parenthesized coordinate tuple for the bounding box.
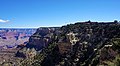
(0, 0, 120, 28)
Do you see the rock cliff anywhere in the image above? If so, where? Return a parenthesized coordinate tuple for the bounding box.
(21, 21, 120, 66)
(26, 27, 59, 50)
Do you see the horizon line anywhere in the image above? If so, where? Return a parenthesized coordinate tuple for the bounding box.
(0, 26, 61, 28)
(0, 21, 119, 28)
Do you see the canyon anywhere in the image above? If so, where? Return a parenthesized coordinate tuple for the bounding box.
(0, 28, 36, 48)
(0, 21, 120, 66)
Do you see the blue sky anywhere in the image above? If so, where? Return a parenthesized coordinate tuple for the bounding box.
(0, 0, 120, 28)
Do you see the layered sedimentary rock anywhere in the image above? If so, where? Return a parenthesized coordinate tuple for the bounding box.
(26, 27, 59, 50)
(0, 28, 36, 48)
(15, 21, 120, 66)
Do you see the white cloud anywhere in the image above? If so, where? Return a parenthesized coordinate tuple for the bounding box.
(0, 19, 9, 23)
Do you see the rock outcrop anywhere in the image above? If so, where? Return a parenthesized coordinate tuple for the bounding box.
(21, 21, 120, 66)
(26, 27, 59, 50)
